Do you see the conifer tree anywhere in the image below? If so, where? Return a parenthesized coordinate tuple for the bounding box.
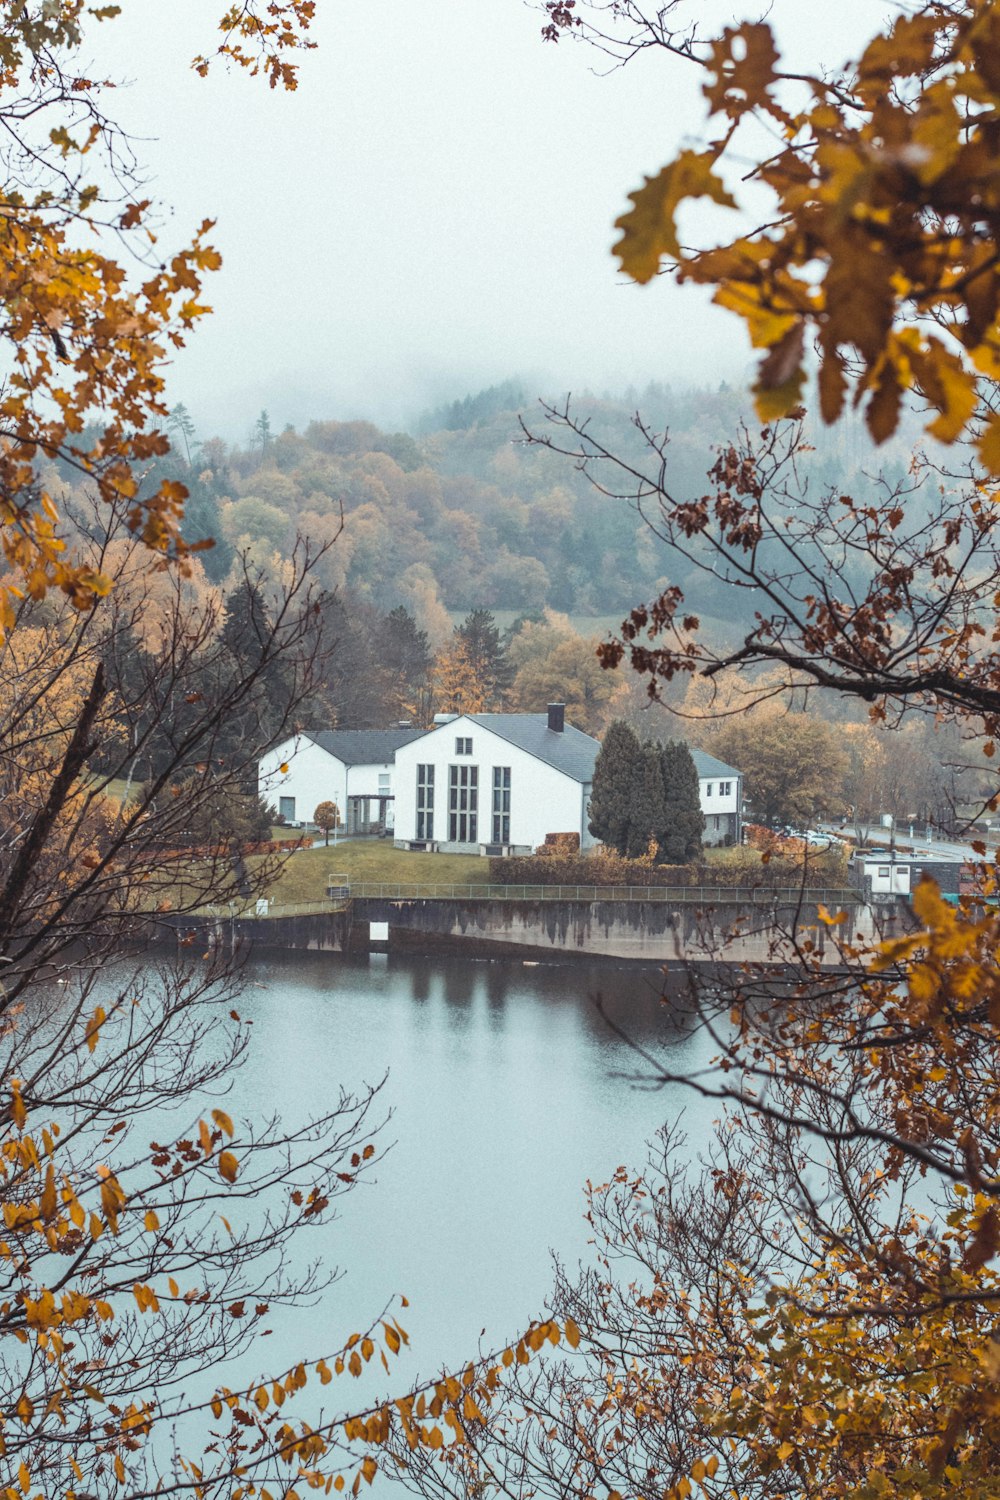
(455, 608, 514, 707)
(627, 742, 669, 858)
(658, 740, 704, 863)
(588, 720, 642, 854)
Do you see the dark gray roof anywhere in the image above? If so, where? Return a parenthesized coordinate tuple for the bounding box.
(304, 728, 426, 766)
(467, 714, 599, 783)
(689, 747, 741, 780)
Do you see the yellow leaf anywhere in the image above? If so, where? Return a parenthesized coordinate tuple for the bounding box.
(979, 414, 1000, 476)
(754, 367, 806, 423)
(211, 1108, 234, 1137)
(564, 1318, 581, 1349)
(144, 1209, 160, 1233)
(218, 1150, 238, 1183)
(84, 1005, 106, 1054)
(614, 150, 737, 284)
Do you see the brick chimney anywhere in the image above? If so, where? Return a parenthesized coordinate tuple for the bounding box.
(547, 703, 565, 733)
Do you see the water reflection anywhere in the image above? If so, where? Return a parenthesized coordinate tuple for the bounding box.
(223, 950, 716, 1389)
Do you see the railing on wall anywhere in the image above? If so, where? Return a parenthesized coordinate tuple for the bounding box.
(186, 884, 862, 921)
(343, 882, 862, 906)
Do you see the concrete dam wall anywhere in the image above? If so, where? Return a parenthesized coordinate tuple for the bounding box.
(163, 893, 907, 967)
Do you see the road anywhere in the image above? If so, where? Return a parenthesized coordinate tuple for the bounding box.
(817, 823, 997, 865)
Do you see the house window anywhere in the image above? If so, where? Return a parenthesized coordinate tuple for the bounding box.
(706, 782, 714, 796)
(721, 780, 732, 796)
(455, 737, 472, 755)
(378, 773, 391, 793)
(279, 796, 296, 822)
(448, 765, 478, 843)
(877, 866, 890, 878)
(492, 767, 511, 844)
(416, 764, 434, 840)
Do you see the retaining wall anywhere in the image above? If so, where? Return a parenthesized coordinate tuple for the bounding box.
(160, 895, 910, 966)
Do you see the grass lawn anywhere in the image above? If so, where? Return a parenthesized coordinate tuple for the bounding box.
(264, 839, 491, 903)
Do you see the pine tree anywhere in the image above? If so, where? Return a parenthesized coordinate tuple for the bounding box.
(455, 608, 514, 708)
(657, 740, 704, 863)
(588, 720, 642, 855)
(378, 606, 430, 712)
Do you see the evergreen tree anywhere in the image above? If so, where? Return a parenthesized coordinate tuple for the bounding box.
(378, 606, 431, 708)
(455, 608, 514, 708)
(215, 580, 293, 763)
(588, 720, 642, 855)
(627, 742, 669, 858)
(179, 472, 235, 582)
(657, 740, 704, 863)
(167, 401, 198, 465)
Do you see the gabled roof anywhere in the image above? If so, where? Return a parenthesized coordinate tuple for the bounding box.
(304, 728, 426, 766)
(689, 747, 741, 780)
(465, 714, 599, 783)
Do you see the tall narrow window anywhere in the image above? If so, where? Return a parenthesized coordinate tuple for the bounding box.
(416, 764, 434, 840)
(492, 766, 511, 844)
(448, 765, 478, 843)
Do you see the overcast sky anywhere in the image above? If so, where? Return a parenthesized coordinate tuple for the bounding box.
(92, 0, 887, 441)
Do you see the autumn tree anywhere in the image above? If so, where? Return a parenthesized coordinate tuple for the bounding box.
(509, 613, 627, 734)
(433, 634, 491, 716)
(314, 799, 341, 844)
(702, 706, 847, 829)
(0, 6, 575, 1495)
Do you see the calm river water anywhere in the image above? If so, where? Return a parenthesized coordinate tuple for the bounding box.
(217, 949, 718, 1392)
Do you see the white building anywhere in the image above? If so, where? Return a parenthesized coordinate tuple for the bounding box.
(258, 728, 425, 834)
(260, 714, 743, 853)
(394, 706, 599, 854)
(690, 749, 743, 847)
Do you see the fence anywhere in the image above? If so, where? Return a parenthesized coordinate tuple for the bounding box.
(188, 885, 861, 921)
(343, 882, 862, 906)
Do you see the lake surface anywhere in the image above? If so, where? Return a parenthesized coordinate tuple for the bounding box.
(219, 949, 719, 1393)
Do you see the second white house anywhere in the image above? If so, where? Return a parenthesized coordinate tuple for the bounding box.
(259, 728, 425, 835)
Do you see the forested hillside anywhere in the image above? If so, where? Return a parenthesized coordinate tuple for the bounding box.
(139, 380, 927, 648)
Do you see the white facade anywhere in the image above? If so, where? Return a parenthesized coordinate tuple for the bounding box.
(394, 714, 597, 854)
(691, 751, 742, 847)
(258, 733, 405, 833)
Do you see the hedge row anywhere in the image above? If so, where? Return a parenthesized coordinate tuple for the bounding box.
(489, 854, 689, 887)
(490, 846, 850, 889)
